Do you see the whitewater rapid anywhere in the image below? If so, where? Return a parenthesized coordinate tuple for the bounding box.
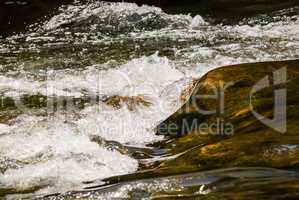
(0, 1, 299, 198)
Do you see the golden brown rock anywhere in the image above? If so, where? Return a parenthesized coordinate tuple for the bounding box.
(156, 59, 299, 172)
(103, 95, 152, 111)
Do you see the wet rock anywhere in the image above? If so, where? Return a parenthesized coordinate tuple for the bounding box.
(103, 95, 152, 111)
(74, 167, 299, 200)
(156, 59, 299, 172)
(0, 186, 42, 198)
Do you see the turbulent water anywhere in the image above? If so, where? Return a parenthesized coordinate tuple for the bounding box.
(1, 1, 299, 199)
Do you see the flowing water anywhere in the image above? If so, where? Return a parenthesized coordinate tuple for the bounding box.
(1, 1, 299, 199)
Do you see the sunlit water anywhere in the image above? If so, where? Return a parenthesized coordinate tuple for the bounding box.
(0, 1, 299, 198)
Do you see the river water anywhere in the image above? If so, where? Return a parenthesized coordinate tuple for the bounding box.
(0, 1, 299, 199)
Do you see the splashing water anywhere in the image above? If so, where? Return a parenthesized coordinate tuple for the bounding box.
(0, 1, 299, 198)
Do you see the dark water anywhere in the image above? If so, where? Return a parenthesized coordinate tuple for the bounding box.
(1, 0, 299, 36)
(43, 167, 299, 200)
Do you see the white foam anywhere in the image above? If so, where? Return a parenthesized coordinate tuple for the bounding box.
(189, 15, 206, 28)
(0, 53, 184, 98)
(74, 53, 190, 144)
(0, 115, 138, 194)
(0, 124, 11, 135)
(171, 16, 299, 77)
(43, 1, 206, 32)
(1, 1, 299, 197)
(0, 54, 190, 194)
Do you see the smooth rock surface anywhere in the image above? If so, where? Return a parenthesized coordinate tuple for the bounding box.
(156, 59, 299, 172)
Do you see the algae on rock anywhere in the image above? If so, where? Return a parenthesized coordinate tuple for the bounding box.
(156, 59, 299, 172)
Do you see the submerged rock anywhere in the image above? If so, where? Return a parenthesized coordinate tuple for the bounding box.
(156, 59, 299, 172)
(103, 95, 152, 111)
(44, 167, 299, 200)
